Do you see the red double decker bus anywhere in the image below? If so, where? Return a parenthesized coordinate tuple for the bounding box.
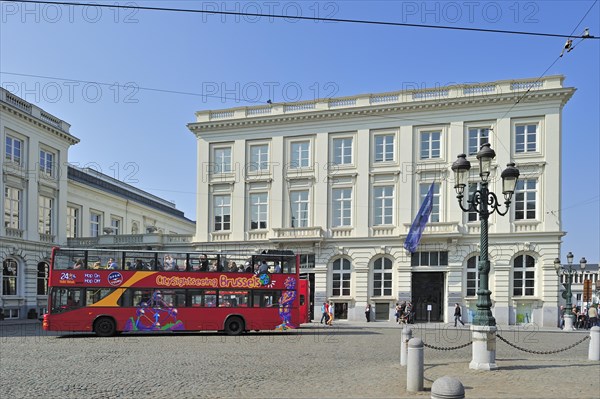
(43, 247, 309, 336)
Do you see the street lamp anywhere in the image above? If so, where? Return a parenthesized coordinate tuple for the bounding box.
(554, 252, 587, 331)
(451, 143, 519, 370)
(452, 144, 520, 326)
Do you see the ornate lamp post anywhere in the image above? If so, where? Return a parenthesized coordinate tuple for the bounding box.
(554, 252, 587, 331)
(451, 143, 519, 370)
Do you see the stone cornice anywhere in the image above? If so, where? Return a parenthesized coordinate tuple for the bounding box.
(188, 78, 575, 135)
(1, 103, 80, 145)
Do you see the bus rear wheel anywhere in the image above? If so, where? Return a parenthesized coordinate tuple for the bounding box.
(94, 317, 116, 337)
(224, 316, 245, 336)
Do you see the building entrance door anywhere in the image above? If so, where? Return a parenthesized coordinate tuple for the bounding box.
(411, 272, 444, 322)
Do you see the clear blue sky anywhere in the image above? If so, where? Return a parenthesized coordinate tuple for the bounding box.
(1, 1, 598, 262)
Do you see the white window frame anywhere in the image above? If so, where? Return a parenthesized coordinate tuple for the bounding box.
(249, 192, 268, 230)
(332, 137, 353, 166)
(5, 135, 23, 165)
(289, 140, 311, 169)
(110, 216, 122, 235)
(4, 187, 22, 230)
(212, 145, 233, 174)
(332, 187, 353, 227)
(372, 257, 393, 297)
(37, 262, 49, 296)
(332, 258, 351, 297)
(420, 130, 442, 160)
(1, 258, 19, 296)
(514, 122, 538, 154)
(513, 254, 535, 296)
(39, 148, 55, 176)
(467, 126, 490, 156)
(90, 211, 102, 237)
(66, 205, 80, 238)
(290, 190, 310, 228)
(248, 143, 270, 173)
(38, 195, 53, 235)
(213, 194, 231, 231)
(373, 185, 394, 226)
(514, 179, 537, 220)
(373, 133, 395, 163)
(466, 255, 480, 297)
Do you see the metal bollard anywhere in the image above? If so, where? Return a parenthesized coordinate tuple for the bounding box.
(589, 326, 600, 361)
(401, 326, 412, 366)
(406, 337, 424, 392)
(431, 376, 465, 399)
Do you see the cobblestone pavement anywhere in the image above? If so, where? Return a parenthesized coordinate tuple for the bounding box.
(0, 320, 598, 398)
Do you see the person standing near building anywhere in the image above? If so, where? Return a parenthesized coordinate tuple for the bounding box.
(320, 302, 328, 324)
(327, 302, 334, 325)
(454, 303, 465, 327)
(365, 303, 371, 322)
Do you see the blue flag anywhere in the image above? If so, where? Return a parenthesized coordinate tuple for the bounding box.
(404, 183, 434, 253)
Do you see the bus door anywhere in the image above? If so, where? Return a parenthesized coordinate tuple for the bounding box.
(298, 279, 310, 324)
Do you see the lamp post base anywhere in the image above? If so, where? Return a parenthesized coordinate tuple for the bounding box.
(563, 315, 576, 331)
(470, 325, 498, 370)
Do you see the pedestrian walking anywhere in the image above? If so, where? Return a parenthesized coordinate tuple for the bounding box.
(454, 303, 465, 327)
(365, 303, 371, 322)
(327, 302, 334, 325)
(320, 302, 328, 324)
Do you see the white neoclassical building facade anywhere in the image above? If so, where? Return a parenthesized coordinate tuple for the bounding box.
(188, 75, 575, 327)
(0, 87, 195, 320)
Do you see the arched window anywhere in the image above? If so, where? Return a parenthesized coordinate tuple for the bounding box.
(2, 259, 18, 295)
(513, 255, 535, 296)
(466, 256, 480, 297)
(132, 222, 139, 234)
(37, 262, 49, 295)
(373, 257, 393, 296)
(332, 258, 351, 296)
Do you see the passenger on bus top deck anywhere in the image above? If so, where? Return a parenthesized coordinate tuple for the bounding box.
(237, 263, 245, 272)
(274, 262, 282, 273)
(135, 259, 145, 270)
(107, 258, 119, 270)
(227, 261, 237, 272)
(245, 262, 252, 273)
(72, 259, 84, 270)
(209, 260, 218, 272)
(199, 254, 209, 272)
(259, 260, 269, 274)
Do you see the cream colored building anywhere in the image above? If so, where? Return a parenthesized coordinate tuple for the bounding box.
(1, 87, 194, 319)
(188, 75, 574, 326)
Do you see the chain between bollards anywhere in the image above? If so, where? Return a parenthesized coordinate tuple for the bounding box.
(496, 333, 590, 354)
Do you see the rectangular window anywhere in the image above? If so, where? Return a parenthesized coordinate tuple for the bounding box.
(2, 259, 18, 296)
(90, 212, 102, 237)
(410, 251, 449, 267)
(333, 137, 353, 165)
(468, 128, 489, 156)
(290, 141, 310, 169)
(373, 186, 394, 226)
(420, 183, 440, 222)
(467, 182, 481, 222)
(515, 179, 537, 220)
(374, 134, 394, 162)
(515, 124, 537, 153)
(420, 131, 441, 159)
(253, 290, 281, 307)
(249, 144, 269, 172)
(110, 217, 121, 235)
(38, 196, 53, 235)
(219, 290, 250, 307)
(39, 149, 54, 176)
(213, 195, 231, 231)
(5, 135, 23, 164)
(466, 256, 479, 297)
(4, 187, 22, 229)
(250, 193, 268, 230)
(332, 188, 352, 227)
(213, 147, 232, 173)
(290, 190, 309, 228)
(66, 206, 79, 238)
(332, 258, 351, 296)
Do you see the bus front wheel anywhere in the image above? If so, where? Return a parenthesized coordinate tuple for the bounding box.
(94, 317, 116, 337)
(224, 316, 245, 336)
